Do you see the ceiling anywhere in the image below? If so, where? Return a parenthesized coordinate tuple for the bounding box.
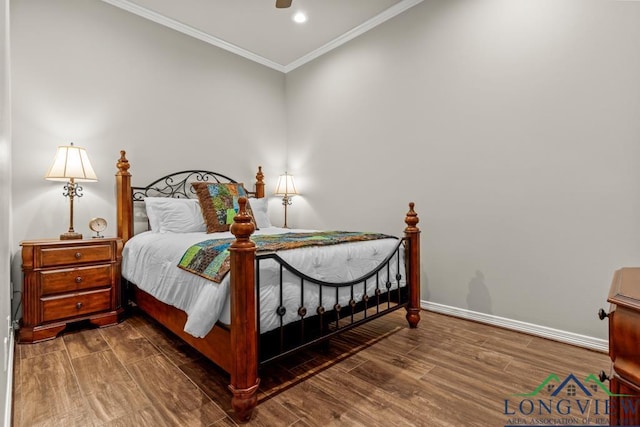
(100, 0, 423, 73)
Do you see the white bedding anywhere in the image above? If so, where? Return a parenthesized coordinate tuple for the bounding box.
(122, 227, 404, 337)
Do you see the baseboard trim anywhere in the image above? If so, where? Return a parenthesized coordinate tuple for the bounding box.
(3, 330, 13, 427)
(421, 300, 608, 353)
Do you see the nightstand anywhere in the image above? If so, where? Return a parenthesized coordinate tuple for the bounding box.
(601, 268, 640, 425)
(19, 237, 124, 343)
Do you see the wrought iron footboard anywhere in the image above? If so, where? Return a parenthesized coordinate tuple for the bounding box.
(256, 237, 409, 365)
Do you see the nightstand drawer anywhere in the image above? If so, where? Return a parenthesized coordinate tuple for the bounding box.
(42, 288, 112, 322)
(40, 265, 113, 295)
(40, 244, 113, 267)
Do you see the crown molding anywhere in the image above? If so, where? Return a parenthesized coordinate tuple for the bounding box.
(100, 0, 287, 72)
(100, 0, 423, 74)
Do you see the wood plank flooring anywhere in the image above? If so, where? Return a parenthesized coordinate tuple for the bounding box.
(12, 310, 611, 426)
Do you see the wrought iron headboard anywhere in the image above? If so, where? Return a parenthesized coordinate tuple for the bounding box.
(131, 170, 253, 201)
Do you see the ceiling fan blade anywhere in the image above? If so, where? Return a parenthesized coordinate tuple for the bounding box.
(275, 0, 292, 8)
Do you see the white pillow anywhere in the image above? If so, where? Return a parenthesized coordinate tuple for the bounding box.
(144, 197, 206, 233)
(249, 198, 272, 229)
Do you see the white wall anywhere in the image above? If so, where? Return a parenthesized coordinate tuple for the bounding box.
(0, 0, 11, 423)
(11, 0, 287, 247)
(285, 0, 640, 340)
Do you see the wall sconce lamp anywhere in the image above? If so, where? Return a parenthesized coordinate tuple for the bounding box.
(45, 142, 98, 240)
(274, 172, 298, 228)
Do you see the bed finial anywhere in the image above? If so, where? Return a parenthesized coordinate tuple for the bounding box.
(404, 202, 419, 231)
(255, 166, 265, 199)
(404, 202, 421, 329)
(230, 197, 256, 240)
(116, 150, 130, 175)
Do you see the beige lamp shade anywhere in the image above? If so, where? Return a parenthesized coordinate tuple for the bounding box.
(274, 173, 298, 196)
(274, 172, 298, 229)
(45, 143, 98, 182)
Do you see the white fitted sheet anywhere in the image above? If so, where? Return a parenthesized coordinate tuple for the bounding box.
(122, 227, 404, 338)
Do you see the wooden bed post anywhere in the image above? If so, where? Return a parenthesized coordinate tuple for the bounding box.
(115, 151, 133, 244)
(228, 197, 260, 422)
(404, 202, 421, 328)
(255, 166, 265, 199)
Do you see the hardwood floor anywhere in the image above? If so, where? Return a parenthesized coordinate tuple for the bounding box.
(12, 310, 611, 426)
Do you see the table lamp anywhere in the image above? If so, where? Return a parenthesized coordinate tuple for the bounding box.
(274, 172, 298, 228)
(45, 142, 98, 240)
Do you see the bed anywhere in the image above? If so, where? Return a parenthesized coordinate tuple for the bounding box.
(114, 150, 421, 422)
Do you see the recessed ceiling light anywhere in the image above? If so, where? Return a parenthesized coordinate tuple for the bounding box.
(293, 12, 307, 23)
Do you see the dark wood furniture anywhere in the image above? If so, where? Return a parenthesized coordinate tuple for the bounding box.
(115, 150, 421, 422)
(19, 237, 123, 343)
(602, 267, 640, 425)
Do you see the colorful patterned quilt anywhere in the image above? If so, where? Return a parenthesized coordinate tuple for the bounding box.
(177, 231, 396, 283)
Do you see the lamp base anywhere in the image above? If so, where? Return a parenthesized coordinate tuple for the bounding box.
(60, 231, 83, 240)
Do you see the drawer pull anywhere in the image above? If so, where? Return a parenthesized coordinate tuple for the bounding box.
(75, 276, 83, 283)
(599, 370, 610, 382)
(76, 302, 83, 310)
(75, 252, 82, 259)
(598, 308, 609, 320)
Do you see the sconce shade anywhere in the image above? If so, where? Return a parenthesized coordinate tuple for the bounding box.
(274, 173, 298, 196)
(45, 143, 98, 182)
